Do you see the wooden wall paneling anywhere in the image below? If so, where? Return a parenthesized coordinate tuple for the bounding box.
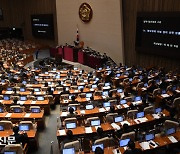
(122, 0, 180, 71)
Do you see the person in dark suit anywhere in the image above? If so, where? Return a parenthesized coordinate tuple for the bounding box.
(67, 107, 77, 118)
(124, 140, 142, 154)
(95, 147, 104, 154)
(12, 126, 28, 146)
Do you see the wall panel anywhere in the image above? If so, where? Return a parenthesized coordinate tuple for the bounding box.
(123, 0, 180, 70)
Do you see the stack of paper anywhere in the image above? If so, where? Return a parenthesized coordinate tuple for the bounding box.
(31, 101, 36, 104)
(168, 136, 178, 143)
(61, 112, 68, 117)
(80, 110, 85, 114)
(36, 92, 42, 95)
(5, 91, 13, 94)
(120, 121, 130, 126)
(58, 129, 66, 135)
(123, 104, 129, 108)
(24, 113, 31, 118)
(111, 123, 121, 130)
(85, 127, 93, 133)
(139, 142, 150, 150)
(152, 114, 160, 119)
(161, 94, 169, 98)
(17, 101, 25, 105)
(99, 108, 106, 112)
(5, 113, 12, 118)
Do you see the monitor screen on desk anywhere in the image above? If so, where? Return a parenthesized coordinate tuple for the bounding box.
(20, 88, 26, 92)
(117, 89, 123, 93)
(3, 96, 10, 100)
(91, 119, 100, 126)
(120, 99, 127, 104)
(105, 83, 110, 86)
(134, 96, 141, 101)
(116, 73, 121, 77)
(136, 111, 145, 118)
(129, 78, 133, 82)
(56, 75, 60, 79)
(22, 81, 27, 84)
(103, 102, 111, 107)
(102, 91, 109, 96)
(86, 93, 92, 98)
(7, 87, 13, 91)
(144, 83, 148, 87)
(62, 147, 75, 154)
(0, 125, 4, 131)
(86, 104, 94, 110)
(31, 108, 40, 113)
(119, 138, 130, 147)
(1, 80, 5, 83)
(20, 96, 27, 101)
(19, 124, 30, 131)
(162, 90, 166, 94)
(35, 76, 39, 79)
(34, 88, 40, 92)
(0, 107, 3, 113)
(92, 85, 97, 88)
(172, 86, 177, 91)
(66, 123, 76, 129)
(13, 108, 21, 113)
(114, 116, 124, 123)
(166, 128, 176, 135)
(145, 133, 155, 141)
(78, 86, 84, 90)
(155, 107, 162, 114)
(92, 144, 104, 152)
(4, 151, 16, 154)
(37, 96, 44, 101)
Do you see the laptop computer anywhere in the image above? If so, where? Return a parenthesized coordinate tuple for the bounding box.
(91, 119, 100, 126)
(31, 108, 40, 113)
(92, 85, 97, 88)
(0, 125, 4, 131)
(129, 78, 133, 82)
(120, 99, 127, 104)
(119, 138, 130, 147)
(13, 108, 21, 113)
(22, 81, 27, 84)
(62, 147, 75, 154)
(145, 133, 155, 141)
(105, 83, 110, 87)
(162, 90, 166, 94)
(66, 122, 76, 129)
(166, 128, 176, 135)
(136, 111, 145, 118)
(102, 91, 109, 96)
(37, 96, 44, 101)
(114, 116, 124, 123)
(20, 96, 27, 101)
(155, 107, 162, 114)
(144, 83, 148, 87)
(86, 104, 94, 110)
(19, 124, 30, 131)
(116, 74, 121, 77)
(92, 144, 104, 152)
(7, 87, 13, 91)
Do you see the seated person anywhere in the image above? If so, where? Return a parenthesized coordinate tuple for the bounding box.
(109, 106, 115, 113)
(95, 147, 104, 154)
(61, 87, 70, 95)
(116, 123, 132, 138)
(124, 140, 142, 154)
(93, 127, 107, 141)
(67, 107, 77, 117)
(106, 92, 114, 101)
(12, 126, 29, 146)
(90, 96, 99, 107)
(47, 87, 53, 95)
(70, 96, 78, 104)
(60, 130, 77, 149)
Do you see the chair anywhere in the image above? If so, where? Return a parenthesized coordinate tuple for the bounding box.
(132, 82, 144, 91)
(94, 137, 115, 148)
(124, 96, 133, 102)
(0, 120, 13, 130)
(164, 120, 179, 130)
(109, 99, 117, 105)
(71, 86, 78, 90)
(166, 85, 172, 92)
(4, 144, 28, 154)
(94, 91, 103, 96)
(78, 93, 86, 98)
(109, 89, 117, 94)
(127, 110, 138, 119)
(144, 106, 154, 115)
(64, 140, 80, 151)
(106, 113, 118, 123)
(61, 94, 69, 100)
(120, 131, 136, 141)
(56, 87, 63, 91)
(173, 97, 180, 117)
(45, 95, 54, 105)
(133, 76, 139, 80)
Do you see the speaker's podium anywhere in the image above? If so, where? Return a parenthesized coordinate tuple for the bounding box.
(63, 47, 78, 62)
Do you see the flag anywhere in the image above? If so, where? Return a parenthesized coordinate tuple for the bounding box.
(76, 27, 79, 43)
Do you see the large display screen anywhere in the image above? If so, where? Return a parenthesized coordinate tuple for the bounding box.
(136, 12, 180, 58)
(31, 14, 54, 39)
